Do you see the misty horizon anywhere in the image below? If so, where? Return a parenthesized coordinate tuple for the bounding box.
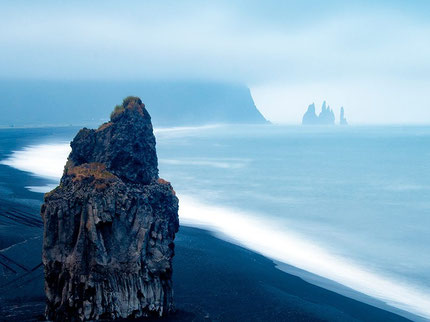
(1, 1, 430, 124)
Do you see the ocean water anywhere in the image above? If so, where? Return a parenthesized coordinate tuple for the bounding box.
(1, 124, 430, 319)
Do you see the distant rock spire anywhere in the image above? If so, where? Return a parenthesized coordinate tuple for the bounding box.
(302, 103, 319, 125)
(340, 106, 348, 125)
(317, 102, 335, 125)
(321, 101, 327, 112)
(301, 101, 337, 125)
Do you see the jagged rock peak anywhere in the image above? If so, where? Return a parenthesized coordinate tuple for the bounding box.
(302, 103, 319, 125)
(302, 101, 336, 125)
(110, 96, 147, 122)
(321, 100, 327, 112)
(42, 97, 179, 321)
(68, 96, 158, 185)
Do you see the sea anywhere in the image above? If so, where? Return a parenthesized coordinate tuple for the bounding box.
(1, 124, 429, 320)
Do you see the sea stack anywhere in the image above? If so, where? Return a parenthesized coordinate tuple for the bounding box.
(318, 101, 335, 125)
(340, 106, 348, 125)
(302, 103, 319, 125)
(302, 101, 336, 125)
(41, 97, 179, 320)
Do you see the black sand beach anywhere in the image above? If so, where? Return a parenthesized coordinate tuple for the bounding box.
(0, 128, 415, 321)
(0, 223, 413, 322)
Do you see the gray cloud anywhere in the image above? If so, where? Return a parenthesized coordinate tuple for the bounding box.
(1, 1, 430, 123)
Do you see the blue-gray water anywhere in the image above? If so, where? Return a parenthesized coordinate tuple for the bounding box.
(1, 124, 430, 318)
(156, 124, 430, 318)
(158, 125, 430, 280)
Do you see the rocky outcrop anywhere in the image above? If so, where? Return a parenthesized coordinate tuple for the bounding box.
(41, 97, 179, 320)
(302, 103, 319, 125)
(318, 101, 335, 125)
(302, 101, 336, 125)
(340, 106, 348, 125)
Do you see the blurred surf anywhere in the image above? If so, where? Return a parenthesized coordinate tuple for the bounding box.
(1, 124, 430, 319)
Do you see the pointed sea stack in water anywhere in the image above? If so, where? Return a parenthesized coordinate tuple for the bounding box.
(318, 101, 335, 125)
(340, 106, 348, 125)
(302, 103, 319, 125)
(41, 97, 179, 320)
(302, 101, 336, 125)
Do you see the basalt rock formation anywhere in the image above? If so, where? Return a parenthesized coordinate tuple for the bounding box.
(302, 103, 319, 125)
(340, 106, 348, 125)
(302, 101, 336, 125)
(41, 97, 179, 320)
(318, 101, 335, 125)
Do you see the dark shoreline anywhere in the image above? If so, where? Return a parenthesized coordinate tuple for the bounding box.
(0, 225, 414, 321)
(171, 226, 413, 322)
(0, 128, 420, 321)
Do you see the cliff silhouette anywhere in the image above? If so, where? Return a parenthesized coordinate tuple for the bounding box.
(0, 81, 268, 127)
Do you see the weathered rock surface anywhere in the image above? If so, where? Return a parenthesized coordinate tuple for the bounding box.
(41, 97, 179, 320)
(69, 97, 158, 184)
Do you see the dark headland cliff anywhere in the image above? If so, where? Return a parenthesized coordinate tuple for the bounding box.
(41, 97, 179, 320)
(0, 80, 268, 127)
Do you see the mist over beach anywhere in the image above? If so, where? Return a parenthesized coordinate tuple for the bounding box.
(1, 1, 430, 321)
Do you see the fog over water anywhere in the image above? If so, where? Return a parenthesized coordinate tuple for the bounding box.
(1, 1, 430, 123)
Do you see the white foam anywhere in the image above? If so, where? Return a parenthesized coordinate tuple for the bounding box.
(2, 142, 430, 319)
(0, 143, 70, 180)
(26, 184, 59, 193)
(154, 124, 221, 133)
(154, 124, 222, 138)
(179, 195, 430, 319)
(160, 158, 248, 169)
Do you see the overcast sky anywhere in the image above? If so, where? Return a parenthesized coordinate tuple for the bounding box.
(1, 1, 430, 124)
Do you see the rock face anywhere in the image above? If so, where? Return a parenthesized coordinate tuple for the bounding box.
(41, 97, 179, 320)
(302, 101, 336, 125)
